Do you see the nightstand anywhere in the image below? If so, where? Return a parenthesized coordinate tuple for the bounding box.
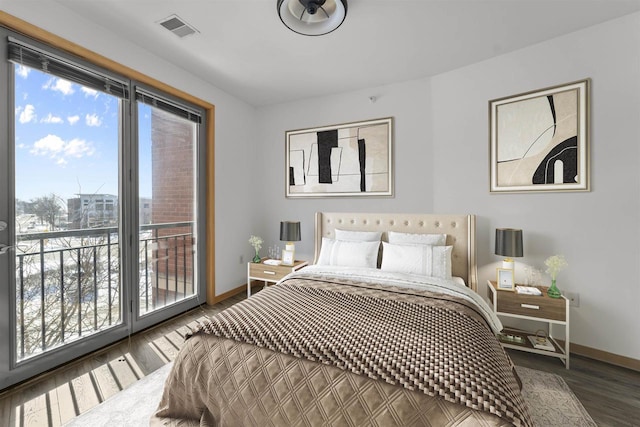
(487, 280, 570, 369)
(247, 259, 308, 297)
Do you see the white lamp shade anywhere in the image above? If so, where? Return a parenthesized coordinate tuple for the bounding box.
(278, 0, 347, 36)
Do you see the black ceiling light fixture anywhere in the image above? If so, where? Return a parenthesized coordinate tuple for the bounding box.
(277, 0, 348, 36)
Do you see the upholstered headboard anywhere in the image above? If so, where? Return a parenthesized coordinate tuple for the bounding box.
(313, 212, 478, 292)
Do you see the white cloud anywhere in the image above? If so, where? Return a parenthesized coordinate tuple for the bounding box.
(31, 134, 65, 155)
(67, 115, 80, 125)
(81, 87, 99, 98)
(30, 134, 95, 166)
(41, 113, 63, 124)
(85, 113, 102, 127)
(18, 104, 36, 124)
(64, 138, 95, 158)
(16, 65, 30, 78)
(43, 77, 74, 96)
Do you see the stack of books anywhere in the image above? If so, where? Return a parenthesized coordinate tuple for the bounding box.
(516, 286, 542, 296)
(528, 335, 555, 351)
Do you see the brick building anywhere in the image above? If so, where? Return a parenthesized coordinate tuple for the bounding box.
(150, 108, 196, 304)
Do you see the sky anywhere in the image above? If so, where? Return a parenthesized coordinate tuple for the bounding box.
(13, 64, 152, 207)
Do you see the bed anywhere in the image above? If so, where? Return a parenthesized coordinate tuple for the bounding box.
(152, 212, 532, 427)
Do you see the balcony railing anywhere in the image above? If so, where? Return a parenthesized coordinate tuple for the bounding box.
(15, 221, 194, 361)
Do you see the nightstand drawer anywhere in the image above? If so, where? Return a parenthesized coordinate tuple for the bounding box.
(248, 263, 290, 281)
(248, 259, 308, 284)
(496, 296, 566, 321)
(487, 280, 566, 321)
(247, 260, 308, 297)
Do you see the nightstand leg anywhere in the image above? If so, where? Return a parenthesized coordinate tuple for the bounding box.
(247, 262, 252, 298)
(565, 301, 570, 369)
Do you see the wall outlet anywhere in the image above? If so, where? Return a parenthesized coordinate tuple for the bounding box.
(239, 255, 244, 264)
(566, 292, 580, 307)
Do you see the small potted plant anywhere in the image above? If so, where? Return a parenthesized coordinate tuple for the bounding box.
(249, 235, 263, 263)
(544, 254, 568, 298)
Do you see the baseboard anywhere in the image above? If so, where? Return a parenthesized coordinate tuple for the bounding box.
(569, 342, 640, 372)
(212, 281, 275, 304)
(211, 283, 247, 304)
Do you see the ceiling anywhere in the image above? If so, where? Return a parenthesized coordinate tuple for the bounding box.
(52, 0, 640, 107)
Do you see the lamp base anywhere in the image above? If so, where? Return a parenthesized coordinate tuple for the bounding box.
(282, 242, 295, 265)
(502, 259, 515, 270)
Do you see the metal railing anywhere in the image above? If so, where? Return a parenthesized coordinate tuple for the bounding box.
(15, 221, 194, 361)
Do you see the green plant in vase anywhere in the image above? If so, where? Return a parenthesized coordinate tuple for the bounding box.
(249, 235, 263, 263)
(544, 254, 568, 298)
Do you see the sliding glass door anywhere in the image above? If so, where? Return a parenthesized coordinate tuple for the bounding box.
(133, 88, 203, 330)
(0, 31, 206, 390)
(12, 61, 124, 362)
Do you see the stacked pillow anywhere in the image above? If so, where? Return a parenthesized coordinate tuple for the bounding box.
(381, 231, 452, 279)
(316, 229, 453, 279)
(316, 230, 382, 269)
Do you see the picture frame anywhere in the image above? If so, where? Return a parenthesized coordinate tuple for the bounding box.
(496, 268, 515, 291)
(489, 79, 590, 193)
(285, 117, 393, 198)
(281, 249, 294, 265)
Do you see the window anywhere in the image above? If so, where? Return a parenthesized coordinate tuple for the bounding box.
(0, 30, 209, 390)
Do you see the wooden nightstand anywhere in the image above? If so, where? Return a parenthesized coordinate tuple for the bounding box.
(247, 259, 308, 297)
(487, 280, 570, 369)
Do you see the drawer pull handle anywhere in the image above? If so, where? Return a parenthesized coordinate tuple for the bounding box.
(521, 303, 539, 310)
(262, 271, 276, 275)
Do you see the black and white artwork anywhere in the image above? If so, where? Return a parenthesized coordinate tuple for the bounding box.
(490, 79, 590, 193)
(285, 117, 393, 198)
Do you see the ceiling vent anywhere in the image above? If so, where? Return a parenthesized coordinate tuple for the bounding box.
(158, 14, 198, 38)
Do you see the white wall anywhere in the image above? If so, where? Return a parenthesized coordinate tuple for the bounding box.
(256, 13, 640, 360)
(2, 2, 259, 295)
(431, 12, 640, 360)
(255, 79, 435, 260)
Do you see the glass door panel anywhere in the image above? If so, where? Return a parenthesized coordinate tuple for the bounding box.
(13, 64, 123, 361)
(137, 103, 198, 316)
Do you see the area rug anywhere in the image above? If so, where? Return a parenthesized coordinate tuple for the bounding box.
(64, 363, 596, 427)
(517, 366, 597, 427)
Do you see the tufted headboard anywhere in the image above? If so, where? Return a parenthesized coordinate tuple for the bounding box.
(313, 212, 478, 292)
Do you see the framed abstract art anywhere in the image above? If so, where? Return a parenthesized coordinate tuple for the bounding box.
(285, 117, 393, 198)
(489, 79, 590, 193)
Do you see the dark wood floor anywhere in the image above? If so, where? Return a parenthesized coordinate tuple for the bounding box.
(508, 349, 640, 427)
(0, 291, 638, 426)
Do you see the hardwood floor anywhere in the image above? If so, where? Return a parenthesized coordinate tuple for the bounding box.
(0, 293, 243, 427)
(0, 291, 638, 426)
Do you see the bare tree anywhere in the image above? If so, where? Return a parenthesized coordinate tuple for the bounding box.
(16, 232, 122, 358)
(16, 188, 122, 359)
(31, 194, 63, 229)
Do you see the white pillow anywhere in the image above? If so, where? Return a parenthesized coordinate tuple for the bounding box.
(317, 238, 380, 268)
(380, 242, 452, 279)
(387, 231, 447, 246)
(335, 229, 382, 242)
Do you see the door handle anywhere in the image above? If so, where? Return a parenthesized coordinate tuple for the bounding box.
(0, 244, 14, 255)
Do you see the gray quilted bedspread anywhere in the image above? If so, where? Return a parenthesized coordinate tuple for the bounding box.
(152, 274, 532, 427)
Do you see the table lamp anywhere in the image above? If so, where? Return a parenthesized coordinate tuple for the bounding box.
(495, 228, 523, 271)
(280, 221, 301, 265)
